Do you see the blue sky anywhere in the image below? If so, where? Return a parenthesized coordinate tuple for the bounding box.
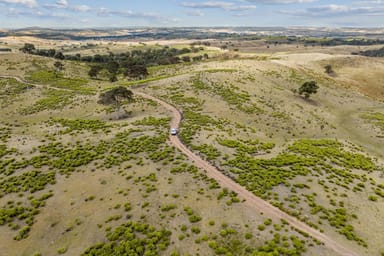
(0, 0, 383, 28)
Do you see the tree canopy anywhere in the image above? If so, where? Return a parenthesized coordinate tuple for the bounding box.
(298, 81, 319, 99)
(53, 61, 64, 77)
(19, 43, 208, 82)
(88, 65, 102, 79)
(324, 65, 334, 75)
(123, 65, 148, 80)
(19, 43, 35, 54)
(54, 61, 64, 71)
(354, 47, 384, 57)
(98, 86, 134, 107)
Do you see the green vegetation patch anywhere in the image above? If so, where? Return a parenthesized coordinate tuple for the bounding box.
(82, 221, 171, 256)
(218, 138, 274, 155)
(180, 110, 217, 145)
(2, 117, 173, 177)
(226, 152, 311, 196)
(184, 206, 202, 223)
(0, 144, 16, 158)
(288, 139, 376, 171)
(191, 144, 221, 161)
(169, 94, 204, 108)
(204, 224, 307, 256)
(28, 70, 93, 94)
(0, 170, 55, 195)
(120, 75, 175, 86)
(164, 92, 214, 145)
(203, 69, 237, 73)
(0, 78, 32, 106)
(48, 118, 110, 134)
(361, 112, 384, 133)
(38, 142, 106, 174)
(21, 89, 75, 115)
(191, 74, 262, 114)
(0, 193, 53, 240)
(221, 139, 378, 245)
(0, 158, 27, 176)
(133, 116, 171, 128)
(0, 116, 176, 244)
(0, 127, 11, 143)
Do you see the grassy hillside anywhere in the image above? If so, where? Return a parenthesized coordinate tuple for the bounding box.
(0, 38, 383, 256)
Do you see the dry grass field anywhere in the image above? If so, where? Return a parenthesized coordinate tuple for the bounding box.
(0, 36, 383, 256)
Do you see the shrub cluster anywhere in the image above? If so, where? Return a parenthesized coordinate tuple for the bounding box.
(0, 193, 53, 240)
(82, 221, 171, 256)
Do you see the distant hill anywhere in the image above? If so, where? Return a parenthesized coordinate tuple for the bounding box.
(1, 27, 384, 41)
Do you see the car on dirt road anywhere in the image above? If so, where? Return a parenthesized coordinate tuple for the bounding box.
(170, 128, 178, 135)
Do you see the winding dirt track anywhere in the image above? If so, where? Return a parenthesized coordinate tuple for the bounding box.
(134, 91, 359, 256)
(0, 75, 358, 255)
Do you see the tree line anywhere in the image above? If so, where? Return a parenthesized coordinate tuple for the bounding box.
(353, 47, 384, 57)
(265, 37, 384, 47)
(20, 43, 209, 81)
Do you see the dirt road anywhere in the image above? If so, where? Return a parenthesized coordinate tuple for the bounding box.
(134, 90, 360, 256)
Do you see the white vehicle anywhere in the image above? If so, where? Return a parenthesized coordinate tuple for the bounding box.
(170, 128, 178, 135)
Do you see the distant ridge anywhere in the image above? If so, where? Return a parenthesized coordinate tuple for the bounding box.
(1, 27, 384, 41)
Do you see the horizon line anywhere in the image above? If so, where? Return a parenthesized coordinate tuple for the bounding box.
(1, 26, 384, 30)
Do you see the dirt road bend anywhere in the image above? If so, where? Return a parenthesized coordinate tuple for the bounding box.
(134, 90, 360, 256)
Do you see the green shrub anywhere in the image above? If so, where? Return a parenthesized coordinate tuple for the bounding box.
(258, 224, 265, 231)
(161, 204, 177, 212)
(57, 246, 68, 254)
(82, 221, 171, 255)
(49, 118, 109, 134)
(191, 226, 201, 234)
(245, 232, 253, 239)
(21, 89, 75, 115)
(189, 215, 202, 223)
(28, 70, 92, 94)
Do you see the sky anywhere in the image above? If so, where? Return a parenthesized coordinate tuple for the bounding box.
(0, 0, 383, 28)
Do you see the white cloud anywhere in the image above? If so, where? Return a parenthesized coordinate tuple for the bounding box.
(309, 4, 350, 13)
(44, 0, 91, 12)
(229, 5, 256, 11)
(281, 4, 384, 16)
(72, 5, 91, 12)
(181, 1, 256, 11)
(186, 10, 205, 16)
(56, 0, 68, 7)
(243, 0, 316, 3)
(6, 7, 70, 19)
(0, 0, 37, 8)
(96, 7, 172, 22)
(182, 1, 234, 9)
(354, 0, 384, 3)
